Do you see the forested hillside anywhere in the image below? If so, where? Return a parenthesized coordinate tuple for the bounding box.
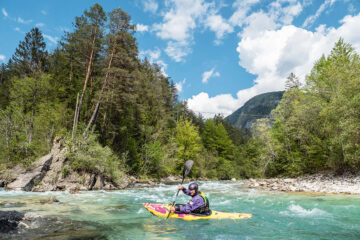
(0, 4, 247, 180)
(0, 4, 359, 181)
(250, 39, 360, 177)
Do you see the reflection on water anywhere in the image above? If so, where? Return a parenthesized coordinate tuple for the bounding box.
(1, 182, 360, 240)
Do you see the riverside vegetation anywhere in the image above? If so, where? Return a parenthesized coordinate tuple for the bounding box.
(1, 4, 360, 187)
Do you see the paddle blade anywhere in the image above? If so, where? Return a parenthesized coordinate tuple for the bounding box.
(183, 160, 193, 177)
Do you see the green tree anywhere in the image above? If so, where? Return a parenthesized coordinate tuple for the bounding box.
(175, 117, 202, 170)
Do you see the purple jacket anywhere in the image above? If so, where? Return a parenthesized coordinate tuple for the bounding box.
(178, 188, 205, 213)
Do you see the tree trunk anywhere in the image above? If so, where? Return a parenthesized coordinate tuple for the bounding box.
(72, 28, 97, 139)
(29, 76, 38, 144)
(83, 42, 116, 137)
(72, 93, 80, 140)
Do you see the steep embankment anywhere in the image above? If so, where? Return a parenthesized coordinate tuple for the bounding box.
(0, 137, 134, 192)
(225, 91, 284, 129)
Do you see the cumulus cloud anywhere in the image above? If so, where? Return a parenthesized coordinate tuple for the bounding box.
(204, 14, 234, 42)
(0, 54, 5, 61)
(175, 78, 186, 93)
(202, 68, 220, 83)
(43, 34, 58, 44)
(229, 0, 260, 27)
(303, 0, 337, 27)
(187, 13, 360, 118)
(136, 24, 149, 32)
(2, 8, 8, 17)
(153, 0, 210, 61)
(187, 92, 241, 118)
(143, 0, 158, 14)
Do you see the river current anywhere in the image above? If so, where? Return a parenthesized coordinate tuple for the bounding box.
(1, 181, 360, 239)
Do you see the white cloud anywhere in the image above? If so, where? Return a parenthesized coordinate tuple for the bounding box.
(136, 24, 149, 32)
(153, 0, 210, 61)
(2, 8, 8, 17)
(140, 48, 161, 62)
(175, 78, 186, 92)
(187, 92, 240, 118)
(187, 13, 360, 118)
(41, 10, 47, 15)
(143, 0, 158, 14)
(18, 17, 32, 24)
(303, 0, 337, 27)
(202, 68, 220, 83)
(0, 55, 5, 62)
(229, 0, 260, 27)
(36, 23, 45, 28)
(43, 34, 58, 44)
(165, 41, 192, 62)
(14, 27, 22, 33)
(204, 14, 234, 41)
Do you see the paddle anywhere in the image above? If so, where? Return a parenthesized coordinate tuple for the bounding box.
(166, 160, 194, 219)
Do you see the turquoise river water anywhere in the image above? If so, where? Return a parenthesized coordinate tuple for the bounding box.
(1, 181, 360, 239)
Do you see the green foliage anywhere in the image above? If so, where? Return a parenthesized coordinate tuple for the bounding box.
(9, 4, 360, 182)
(247, 39, 360, 177)
(175, 117, 202, 171)
(66, 133, 125, 181)
(62, 167, 70, 178)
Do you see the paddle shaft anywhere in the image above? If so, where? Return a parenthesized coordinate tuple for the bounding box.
(166, 160, 193, 220)
(166, 177, 185, 219)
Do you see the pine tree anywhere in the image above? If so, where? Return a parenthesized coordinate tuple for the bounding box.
(62, 3, 107, 139)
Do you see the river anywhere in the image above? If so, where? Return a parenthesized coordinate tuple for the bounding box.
(1, 181, 360, 239)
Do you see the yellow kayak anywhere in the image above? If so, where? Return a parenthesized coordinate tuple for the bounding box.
(143, 203, 252, 221)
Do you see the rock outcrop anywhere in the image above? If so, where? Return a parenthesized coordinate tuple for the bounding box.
(3, 137, 133, 192)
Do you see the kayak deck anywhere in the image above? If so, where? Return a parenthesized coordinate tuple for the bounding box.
(143, 203, 252, 221)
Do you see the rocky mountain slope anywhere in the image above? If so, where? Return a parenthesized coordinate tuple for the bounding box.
(225, 91, 284, 129)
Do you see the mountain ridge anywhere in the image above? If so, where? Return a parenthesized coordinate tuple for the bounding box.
(225, 91, 284, 129)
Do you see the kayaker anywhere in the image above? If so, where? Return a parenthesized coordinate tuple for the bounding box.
(169, 182, 211, 215)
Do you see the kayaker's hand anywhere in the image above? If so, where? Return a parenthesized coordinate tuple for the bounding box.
(170, 206, 175, 212)
(178, 185, 184, 190)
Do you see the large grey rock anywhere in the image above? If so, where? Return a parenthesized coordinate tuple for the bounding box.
(6, 154, 53, 191)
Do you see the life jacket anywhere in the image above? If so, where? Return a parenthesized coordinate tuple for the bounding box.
(191, 191, 210, 214)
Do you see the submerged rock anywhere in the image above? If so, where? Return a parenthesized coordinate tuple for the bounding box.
(0, 211, 24, 233)
(1, 210, 105, 239)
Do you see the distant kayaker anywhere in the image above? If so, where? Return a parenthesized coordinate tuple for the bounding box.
(170, 182, 211, 215)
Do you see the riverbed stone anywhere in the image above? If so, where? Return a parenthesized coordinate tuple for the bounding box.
(0, 210, 24, 233)
(243, 173, 360, 194)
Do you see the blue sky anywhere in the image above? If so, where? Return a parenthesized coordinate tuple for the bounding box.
(1, 0, 360, 117)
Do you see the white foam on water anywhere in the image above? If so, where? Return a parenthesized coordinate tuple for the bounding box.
(280, 204, 330, 217)
(137, 208, 144, 214)
(214, 199, 231, 206)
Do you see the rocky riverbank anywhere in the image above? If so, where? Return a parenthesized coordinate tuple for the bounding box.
(243, 173, 360, 194)
(0, 137, 135, 192)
